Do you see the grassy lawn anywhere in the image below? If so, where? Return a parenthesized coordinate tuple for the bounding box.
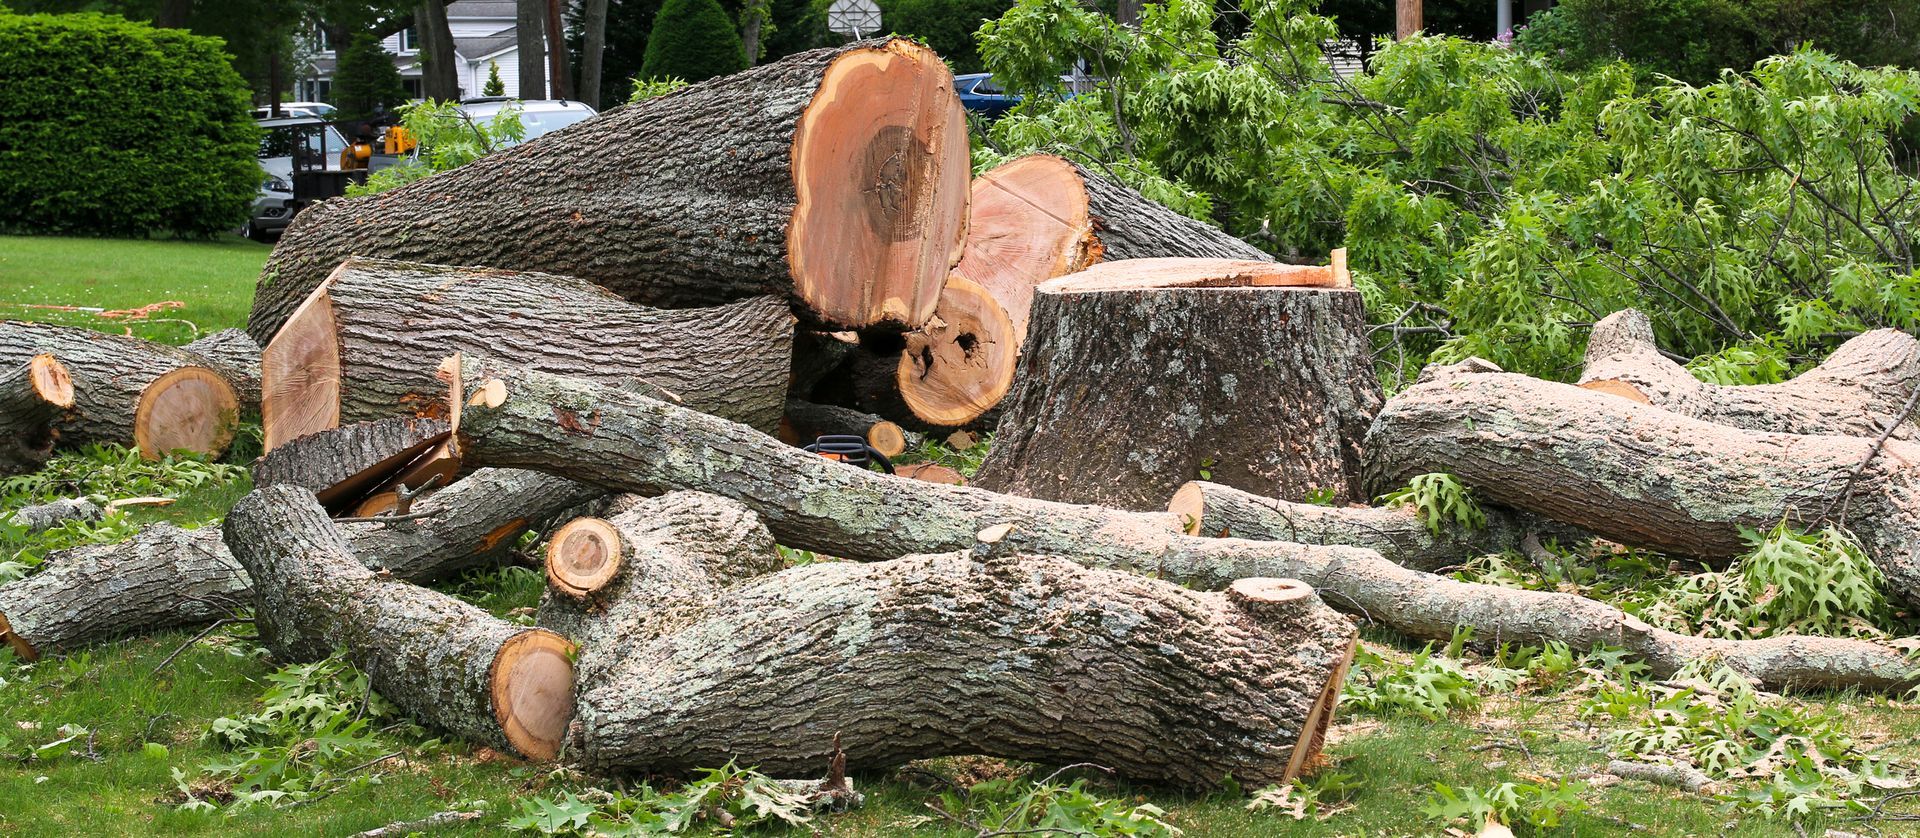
(0, 236, 1911, 836)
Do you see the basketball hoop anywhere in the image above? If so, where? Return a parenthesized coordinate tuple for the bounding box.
(826, 0, 881, 39)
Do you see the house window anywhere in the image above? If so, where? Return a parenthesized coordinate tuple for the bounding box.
(312, 27, 331, 52)
(399, 26, 418, 53)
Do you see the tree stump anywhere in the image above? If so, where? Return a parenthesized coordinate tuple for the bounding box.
(973, 257, 1380, 510)
(0, 322, 238, 459)
(248, 38, 969, 342)
(0, 353, 73, 475)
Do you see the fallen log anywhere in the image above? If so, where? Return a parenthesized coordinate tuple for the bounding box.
(248, 38, 969, 343)
(449, 361, 1918, 691)
(956, 155, 1274, 342)
(0, 353, 73, 475)
(252, 416, 451, 512)
(788, 330, 860, 398)
(227, 485, 575, 760)
(8, 497, 103, 533)
(0, 469, 598, 659)
(1364, 363, 1920, 599)
(783, 399, 916, 458)
(183, 329, 262, 411)
(850, 276, 1018, 430)
(973, 257, 1380, 509)
(262, 258, 793, 449)
(0, 322, 239, 459)
(1168, 481, 1571, 572)
(1580, 308, 1920, 439)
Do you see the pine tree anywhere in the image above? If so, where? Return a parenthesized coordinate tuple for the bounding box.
(484, 59, 506, 96)
(332, 34, 408, 121)
(639, 0, 746, 83)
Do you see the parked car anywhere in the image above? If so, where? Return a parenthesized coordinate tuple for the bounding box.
(455, 98, 597, 146)
(244, 116, 351, 240)
(954, 74, 1018, 118)
(250, 101, 338, 120)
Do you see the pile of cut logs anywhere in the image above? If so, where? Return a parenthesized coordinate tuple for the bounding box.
(3, 37, 1918, 795)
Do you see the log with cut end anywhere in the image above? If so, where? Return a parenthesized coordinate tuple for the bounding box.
(227, 485, 575, 760)
(252, 416, 451, 512)
(449, 361, 1919, 691)
(956, 155, 1274, 343)
(569, 545, 1356, 789)
(851, 276, 1018, 429)
(0, 322, 238, 459)
(0, 353, 73, 475)
(1366, 362, 1920, 597)
(262, 258, 793, 450)
(783, 399, 916, 458)
(1580, 308, 1920, 439)
(248, 38, 969, 343)
(1169, 481, 1572, 572)
(8, 497, 102, 533)
(184, 329, 262, 410)
(0, 469, 598, 660)
(974, 257, 1380, 510)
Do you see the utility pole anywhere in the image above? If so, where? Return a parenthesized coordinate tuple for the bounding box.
(1396, 0, 1421, 39)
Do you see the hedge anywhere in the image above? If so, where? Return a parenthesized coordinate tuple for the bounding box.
(0, 12, 261, 238)
(640, 0, 746, 83)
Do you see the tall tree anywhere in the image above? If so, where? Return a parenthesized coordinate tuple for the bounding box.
(544, 0, 571, 97)
(416, 0, 459, 99)
(737, 0, 765, 65)
(333, 32, 407, 119)
(578, 0, 610, 105)
(516, 0, 547, 97)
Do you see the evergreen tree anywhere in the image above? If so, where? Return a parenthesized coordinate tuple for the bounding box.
(640, 0, 746, 82)
(484, 59, 506, 95)
(332, 33, 407, 121)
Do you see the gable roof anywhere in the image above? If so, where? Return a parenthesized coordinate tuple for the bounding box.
(446, 0, 517, 19)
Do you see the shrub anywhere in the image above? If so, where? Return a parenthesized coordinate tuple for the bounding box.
(0, 12, 259, 238)
(331, 33, 407, 122)
(483, 59, 506, 95)
(878, 0, 1013, 72)
(640, 0, 746, 83)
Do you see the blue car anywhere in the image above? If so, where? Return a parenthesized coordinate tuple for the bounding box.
(954, 73, 1019, 118)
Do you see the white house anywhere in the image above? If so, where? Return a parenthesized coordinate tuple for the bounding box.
(295, 0, 541, 103)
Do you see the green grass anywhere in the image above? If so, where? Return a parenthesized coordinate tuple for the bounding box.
(0, 236, 1914, 836)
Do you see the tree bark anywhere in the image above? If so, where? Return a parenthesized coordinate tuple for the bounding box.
(183, 329, 262, 412)
(0, 469, 597, 660)
(850, 276, 1018, 430)
(1365, 362, 1920, 600)
(261, 258, 792, 449)
(0, 353, 73, 475)
(1580, 308, 1920, 440)
(252, 416, 452, 512)
(449, 361, 1919, 691)
(227, 485, 576, 760)
(248, 39, 970, 343)
(7, 498, 102, 533)
(784, 399, 915, 458)
(417, 0, 462, 100)
(974, 258, 1380, 510)
(578, 0, 609, 107)
(0, 322, 238, 459)
(516, 0, 548, 98)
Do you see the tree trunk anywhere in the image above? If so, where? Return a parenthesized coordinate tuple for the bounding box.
(252, 416, 452, 511)
(1168, 480, 1574, 573)
(578, 0, 609, 107)
(956, 155, 1273, 343)
(784, 399, 915, 458)
(543, 0, 571, 99)
(8, 498, 101, 533)
(417, 0, 461, 100)
(248, 39, 970, 343)
(183, 329, 262, 412)
(261, 258, 792, 450)
(0, 322, 238, 459)
(0, 354, 73, 475)
(227, 485, 576, 760)
(0, 469, 597, 660)
(973, 258, 1380, 510)
(450, 361, 1919, 691)
(516, 0, 547, 98)
(1580, 308, 1920, 440)
(1365, 362, 1920, 601)
(850, 276, 1018, 430)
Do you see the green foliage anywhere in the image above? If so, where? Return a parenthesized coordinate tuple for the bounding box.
(483, 59, 506, 96)
(895, 432, 993, 477)
(347, 99, 526, 197)
(331, 34, 409, 123)
(505, 763, 816, 834)
(878, 0, 1011, 73)
(1376, 473, 1485, 535)
(1517, 0, 1920, 84)
(1246, 770, 1365, 821)
(1630, 524, 1891, 639)
(1341, 644, 1487, 719)
(923, 770, 1183, 836)
(640, 0, 746, 83)
(0, 12, 259, 238)
(625, 76, 688, 103)
(1424, 778, 1590, 831)
(0, 444, 248, 580)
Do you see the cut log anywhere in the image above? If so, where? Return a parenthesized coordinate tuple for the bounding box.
(570, 545, 1356, 789)
(1580, 308, 1920, 439)
(8, 497, 103, 533)
(247, 38, 970, 343)
(973, 258, 1379, 510)
(183, 329, 263, 410)
(850, 275, 1018, 430)
(955, 155, 1274, 342)
(252, 416, 451, 512)
(783, 399, 916, 458)
(262, 258, 793, 450)
(0, 469, 598, 659)
(449, 360, 1919, 691)
(227, 484, 575, 760)
(1169, 481, 1573, 572)
(0, 353, 73, 475)
(0, 322, 238, 459)
(1366, 362, 1920, 599)
(895, 462, 964, 485)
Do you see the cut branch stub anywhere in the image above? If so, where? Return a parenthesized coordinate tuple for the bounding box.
(0, 353, 74, 475)
(247, 38, 967, 342)
(546, 517, 625, 598)
(854, 275, 1018, 429)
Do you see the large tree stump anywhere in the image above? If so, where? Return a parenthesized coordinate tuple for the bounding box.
(184, 329, 263, 411)
(1580, 308, 1920, 439)
(973, 257, 1380, 510)
(252, 416, 451, 511)
(0, 322, 239, 459)
(0, 353, 74, 475)
(261, 258, 793, 449)
(449, 360, 1918, 691)
(226, 485, 576, 760)
(247, 38, 969, 343)
(0, 469, 598, 660)
(850, 276, 1019, 430)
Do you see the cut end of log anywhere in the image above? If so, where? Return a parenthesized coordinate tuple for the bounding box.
(489, 629, 576, 761)
(1167, 481, 1207, 535)
(262, 279, 343, 450)
(954, 154, 1098, 340)
(1226, 577, 1317, 624)
(867, 420, 908, 458)
(1579, 378, 1652, 404)
(27, 354, 74, 408)
(1039, 257, 1349, 294)
(546, 517, 625, 598)
(1283, 636, 1356, 782)
(895, 276, 1018, 427)
(894, 461, 964, 485)
(0, 611, 36, 662)
(133, 366, 239, 460)
(787, 38, 969, 331)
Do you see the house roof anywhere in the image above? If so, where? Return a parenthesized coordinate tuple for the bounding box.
(454, 27, 518, 62)
(446, 0, 517, 19)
